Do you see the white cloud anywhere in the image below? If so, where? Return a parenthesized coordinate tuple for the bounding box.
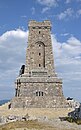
(57, 8, 74, 20)
(61, 33, 69, 36)
(42, 7, 50, 13)
(0, 29, 28, 68)
(75, 9, 81, 18)
(31, 7, 35, 15)
(77, 9, 81, 15)
(37, 0, 58, 7)
(67, 36, 81, 46)
(21, 15, 27, 18)
(0, 29, 28, 99)
(37, 0, 59, 13)
(52, 34, 81, 101)
(52, 35, 81, 66)
(66, 0, 81, 4)
(61, 37, 81, 57)
(65, 0, 73, 3)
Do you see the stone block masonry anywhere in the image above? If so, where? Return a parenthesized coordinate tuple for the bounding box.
(11, 20, 69, 108)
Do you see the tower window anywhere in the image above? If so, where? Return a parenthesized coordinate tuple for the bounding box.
(35, 91, 44, 96)
(39, 53, 41, 56)
(39, 31, 40, 34)
(39, 64, 41, 67)
(36, 92, 38, 96)
(39, 91, 40, 96)
(33, 27, 35, 29)
(42, 92, 43, 96)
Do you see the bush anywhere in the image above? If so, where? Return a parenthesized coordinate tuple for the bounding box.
(64, 117, 81, 125)
(75, 119, 81, 125)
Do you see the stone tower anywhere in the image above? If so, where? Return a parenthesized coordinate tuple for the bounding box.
(11, 20, 67, 108)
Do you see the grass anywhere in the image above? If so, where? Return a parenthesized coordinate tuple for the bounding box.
(61, 117, 81, 125)
(0, 117, 81, 130)
(0, 120, 56, 130)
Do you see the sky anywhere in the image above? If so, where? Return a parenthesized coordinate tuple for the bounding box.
(0, 0, 81, 102)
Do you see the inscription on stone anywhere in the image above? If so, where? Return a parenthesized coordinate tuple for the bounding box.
(32, 71, 47, 76)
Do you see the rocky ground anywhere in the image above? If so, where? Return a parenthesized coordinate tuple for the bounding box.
(0, 102, 81, 130)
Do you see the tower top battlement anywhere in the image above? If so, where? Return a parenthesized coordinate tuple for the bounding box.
(28, 20, 51, 29)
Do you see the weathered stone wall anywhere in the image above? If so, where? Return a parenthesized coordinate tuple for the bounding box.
(19, 82, 63, 97)
(11, 96, 68, 108)
(11, 20, 68, 108)
(25, 20, 55, 76)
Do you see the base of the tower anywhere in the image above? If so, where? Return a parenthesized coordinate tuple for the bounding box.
(11, 76, 69, 108)
(11, 96, 69, 108)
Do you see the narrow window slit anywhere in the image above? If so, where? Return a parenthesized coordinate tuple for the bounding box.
(39, 91, 40, 96)
(36, 92, 38, 96)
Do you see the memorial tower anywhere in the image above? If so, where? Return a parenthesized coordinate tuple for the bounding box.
(11, 20, 67, 108)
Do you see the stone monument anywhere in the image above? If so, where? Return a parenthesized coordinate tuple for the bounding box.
(11, 20, 68, 108)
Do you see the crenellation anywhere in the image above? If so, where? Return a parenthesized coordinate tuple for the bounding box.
(28, 20, 51, 29)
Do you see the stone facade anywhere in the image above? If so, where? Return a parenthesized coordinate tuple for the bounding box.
(11, 20, 68, 108)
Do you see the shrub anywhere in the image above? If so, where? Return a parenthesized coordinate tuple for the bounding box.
(64, 117, 81, 125)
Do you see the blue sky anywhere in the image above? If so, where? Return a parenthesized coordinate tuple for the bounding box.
(0, 0, 81, 102)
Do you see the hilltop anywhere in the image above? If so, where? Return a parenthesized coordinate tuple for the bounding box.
(0, 103, 81, 130)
